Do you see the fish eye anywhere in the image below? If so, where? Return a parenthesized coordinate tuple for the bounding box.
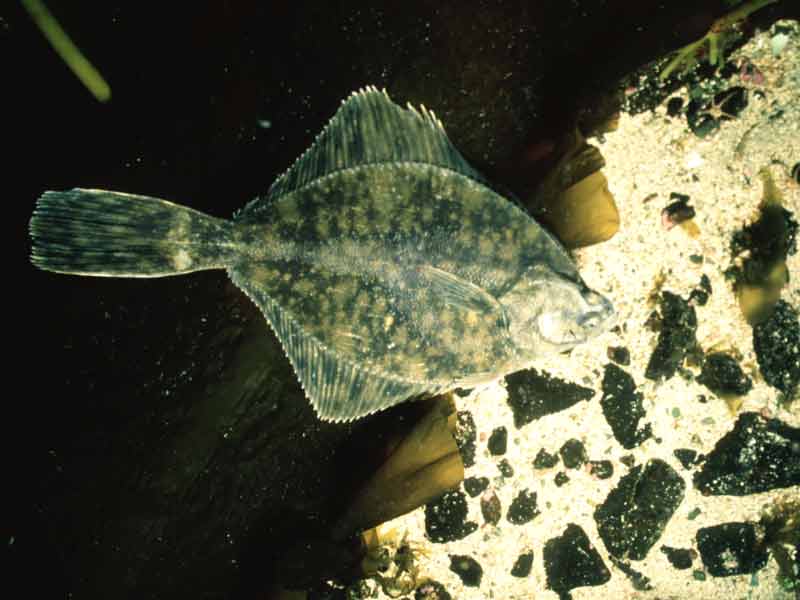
(579, 314, 601, 330)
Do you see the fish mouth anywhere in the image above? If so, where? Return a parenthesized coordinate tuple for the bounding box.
(578, 295, 616, 337)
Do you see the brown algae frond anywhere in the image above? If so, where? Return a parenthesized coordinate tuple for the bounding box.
(727, 168, 798, 324)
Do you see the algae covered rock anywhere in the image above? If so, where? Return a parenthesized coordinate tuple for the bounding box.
(753, 300, 800, 399)
(644, 291, 698, 381)
(544, 524, 611, 598)
(697, 352, 753, 397)
(600, 364, 653, 449)
(594, 459, 686, 560)
(696, 522, 769, 577)
(694, 412, 800, 495)
(505, 369, 595, 428)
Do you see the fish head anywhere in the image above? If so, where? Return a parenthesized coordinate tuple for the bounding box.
(502, 265, 615, 355)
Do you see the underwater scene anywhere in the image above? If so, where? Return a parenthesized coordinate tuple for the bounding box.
(11, 1, 800, 599)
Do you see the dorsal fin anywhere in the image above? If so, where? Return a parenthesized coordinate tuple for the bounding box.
(237, 86, 487, 217)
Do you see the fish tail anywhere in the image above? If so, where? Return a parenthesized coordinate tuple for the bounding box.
(29, 188, 237, 277)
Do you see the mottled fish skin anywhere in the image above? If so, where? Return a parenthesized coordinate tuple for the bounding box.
(29, 86, 615, 422)
(230, 162, 584, 386)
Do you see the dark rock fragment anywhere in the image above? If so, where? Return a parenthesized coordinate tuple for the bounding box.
(696, 522, 768, 577)
(534, 448, 559, 469)
(644, 291, 697, 381)
(448, 554, 483, 587)
(544, 524, 610, 599)
(463, 476, 489, 498)
(487, 426, 508, 455)
(600, 364, 652, 449)
(606, 346, 631, 365)
(498, 458, 514, 478)
(594, 459, 686, 560)
(505, 369, 594, 429)
(588, 460, 613, 479)
(673, 448, 699, 470)
(660, 545, 694, 570)
(554, 472, 570, 487)
(619, 454, 636, 468)
(666, 96, 683, 117)
(688, 288, 708, 306)
(507, 489, 540, 525)
(753, 300, 800, 399)
(688, 274, 711, 306)
(425, 490, 478, 543)
(662, 197, 696, 229)
(697, 352, 752, 397)
(694, 412, 800, 495)
(454, 411, 476, 468)
(559, 439, 588, 469)
(480, 489, 502, 526)
(415, 580, 452, 600)
(511, 551, 534, 578)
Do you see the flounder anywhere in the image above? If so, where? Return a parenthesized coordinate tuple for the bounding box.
(29, 87, 614, 421)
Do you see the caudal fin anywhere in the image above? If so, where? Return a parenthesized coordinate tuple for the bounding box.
(30, 188, 236, 277)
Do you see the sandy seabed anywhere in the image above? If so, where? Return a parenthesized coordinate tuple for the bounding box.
(370, 19, 800, 600)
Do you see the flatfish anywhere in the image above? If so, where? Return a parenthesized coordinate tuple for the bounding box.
(29, 87, 614, 421)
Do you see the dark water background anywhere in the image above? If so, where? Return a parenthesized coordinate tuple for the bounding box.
(7, 1, 796, 598)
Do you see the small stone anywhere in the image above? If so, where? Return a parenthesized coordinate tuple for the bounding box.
(480, 489, 502, 526)
(606, 346, 631, 366)
(697, 352, 753, 396)
(688, 288, 709, 306)
(448, 554, 483, 587)
(694, 412, 800, 495)
(425, 491, 478, 543)
(600, 364, 653, 449)
(533, 448, 559, 469)
(696, 522, 769, 577)
(661, 545, 695, 570)
(673, 448, 698, 470)
(588, 460, 613, 479)
(687, 507, 701, 520)
(645, 291, 698, 381)
(753, 300, 800, 398)
(487, 426, 508, 455)
(415, 580, 452, 600)
(505, 368, 594, 428)
(693, 570, 706, 581)
(666, 96, 684, 117)
(507, 489, 540, 525)
(454, 411, 476, 468)
(689, 254, 704, 264)
(662, 198, 696, 230)
(463, 476, 489, 498)
(510, 551, 534, 578)
(498, 459, 514, 478)
(554, 471, 570, 487)
(594, 459, 686, 560)
(544, 524, 610, 597)
(559, 439, 588, 469)
(620, 454, 636, 468)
